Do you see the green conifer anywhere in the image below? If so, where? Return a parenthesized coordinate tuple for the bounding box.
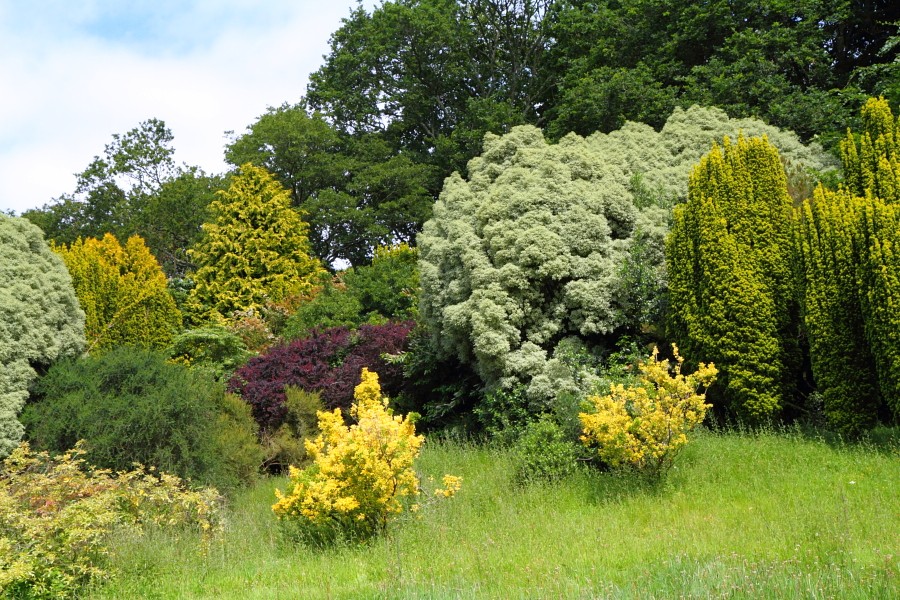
(667, 136, 799, 422)
(188, 163, 324, 322)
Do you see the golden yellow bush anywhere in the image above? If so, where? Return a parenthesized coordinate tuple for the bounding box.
(580, 346, 716, 477)
(273, 368, 425, 540)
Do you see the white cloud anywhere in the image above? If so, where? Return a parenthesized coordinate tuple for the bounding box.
(0, 1, 368, 214)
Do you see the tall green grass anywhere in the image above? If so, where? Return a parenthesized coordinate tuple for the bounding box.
(89, 430, 898, 599)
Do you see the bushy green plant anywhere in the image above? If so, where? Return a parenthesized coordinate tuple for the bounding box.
(282, 275, 364, 341)
(0, 442, 221, 599)
(53, 233, 181, 353)
(169, 325, 252, 381)
(0, 214, 85, 458)
(22, 348, 262, 492)
(512, 416, 582, 485)
(258, 386, 323, 473)
(284, 244, 419, 341)
(580, 346, 717, 479)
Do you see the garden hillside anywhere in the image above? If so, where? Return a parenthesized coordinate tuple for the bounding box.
(88, 431, 898, 599)
(2, 2, 900, 598)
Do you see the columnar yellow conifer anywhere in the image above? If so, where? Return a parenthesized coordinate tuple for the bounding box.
(666, 135, 798, 422)
(54, 233, 180, 352)
(795, 188, 881, 432)
(797, 97, 900, 430)
(841, 97, 900, 203)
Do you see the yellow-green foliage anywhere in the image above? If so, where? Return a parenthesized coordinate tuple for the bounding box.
(666, 135, 798, 422)
(580, 346, 716, 477)
(841, 97, 900, 203)
(54, 233, 180, 352)
(187, 163, 324, 322)
(795, 188, 881, 433)
(0, 442, 221, 599)
(795, 97, 900, 431)
(273, 369, 425, 540)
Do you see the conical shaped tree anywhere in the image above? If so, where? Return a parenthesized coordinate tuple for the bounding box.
(54, 233, 181, 352)
(188, 163, 324, 321)
(667, 135, 799, 422)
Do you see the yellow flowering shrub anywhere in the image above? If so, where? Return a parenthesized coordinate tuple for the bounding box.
(273, 368, 426, 541)
(0, 442, 222, 599)
(580, 346, 717, 478)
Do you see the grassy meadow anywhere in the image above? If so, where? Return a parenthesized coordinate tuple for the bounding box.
(89, 430, 899, 599)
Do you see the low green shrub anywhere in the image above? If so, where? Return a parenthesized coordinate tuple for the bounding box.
(0, 442, 221, 599)
(22, 347, 262, 493)
(512, 416, 583, 485)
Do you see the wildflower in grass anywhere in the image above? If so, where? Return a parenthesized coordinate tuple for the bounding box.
(580, 345, 716, 478)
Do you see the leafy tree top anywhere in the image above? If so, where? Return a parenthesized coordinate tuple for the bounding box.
(188, 163, 325, 321)
(841, 96, 900, 202)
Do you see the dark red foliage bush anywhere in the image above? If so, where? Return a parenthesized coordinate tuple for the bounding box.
(229, 321, 414, 431)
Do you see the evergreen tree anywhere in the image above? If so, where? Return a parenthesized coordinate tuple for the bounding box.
(841, 97, 900, 202)
(0, 215, 85, 456)
(54, 234, 181, 352)
(796, 97, 900, 431)
(666, 136, 799, 422)
(187, 164, 324, 321)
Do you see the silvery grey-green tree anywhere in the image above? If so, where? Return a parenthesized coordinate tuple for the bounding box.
(418, 106, 835, 407)
(0, 215, 85, 456)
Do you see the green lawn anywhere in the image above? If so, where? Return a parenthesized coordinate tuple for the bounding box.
(89, 430, 899, 599)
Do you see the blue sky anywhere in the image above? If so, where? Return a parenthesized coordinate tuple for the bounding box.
(0, 1, 372, 214)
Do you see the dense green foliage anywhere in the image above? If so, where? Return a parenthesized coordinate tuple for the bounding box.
(187, 163, 324, 322)
(22, 348, 262, 492)
(796, 97, 900, 432)
(547, 0, 899, 143)
(21, 120, 223, 277)
(284, 243, 419, 340)
(168, 326, 252, 382)
(667, 135, 799, 421)
(0, 215, 85, 458)
(54, 234, 182, 353)
(226, 105, 434, 266)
